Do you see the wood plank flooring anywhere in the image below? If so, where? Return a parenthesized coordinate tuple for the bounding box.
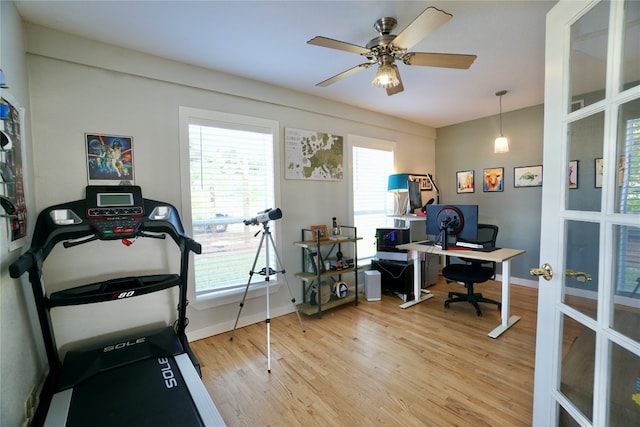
(190, 278, 538, 426)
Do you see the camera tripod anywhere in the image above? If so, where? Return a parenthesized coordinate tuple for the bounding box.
(230, 221, 305, 373)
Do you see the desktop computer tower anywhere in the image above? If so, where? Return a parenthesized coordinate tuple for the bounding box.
(375, 227, 410, 261)
(375, 220, 430, 261)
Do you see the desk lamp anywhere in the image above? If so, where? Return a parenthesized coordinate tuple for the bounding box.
(387, 173, 409, 216)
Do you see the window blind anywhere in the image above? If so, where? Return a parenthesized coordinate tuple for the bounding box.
(188, 122, 275, 293)
(352, 144, 394, 259)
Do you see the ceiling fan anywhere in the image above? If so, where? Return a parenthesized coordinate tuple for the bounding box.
(307, 6, 476, 96)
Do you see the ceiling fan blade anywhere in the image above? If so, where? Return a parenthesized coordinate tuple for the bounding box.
(315, 63, 373, 87)
(386, 65, 404, 96)
(307, 36, 370, 55)
(392, 7, 452, 50)
(404, 52, 477, 69)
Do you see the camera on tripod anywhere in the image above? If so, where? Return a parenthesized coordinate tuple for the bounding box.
(243, 208, 282, 226)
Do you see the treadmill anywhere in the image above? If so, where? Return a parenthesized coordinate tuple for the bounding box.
(10, 185, 226, 426)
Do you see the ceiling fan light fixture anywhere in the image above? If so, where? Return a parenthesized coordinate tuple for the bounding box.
(494, 90, 509, 153)
(372, 62, 399, 89)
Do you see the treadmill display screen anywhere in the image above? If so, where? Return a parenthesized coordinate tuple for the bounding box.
(97, 193, 134, 207)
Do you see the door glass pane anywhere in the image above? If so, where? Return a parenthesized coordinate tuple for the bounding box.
(563, 220, 600, 319)
(621, 0, 640, 91)
(568, 1, 609, 112)
(560, 314, 595, 423)
(615, 98, 640, 214)
(609, 341, 640, 425)
(559, 405, 581, 427)
(567, 112, 605, 211)
(612, 224, 640, 340)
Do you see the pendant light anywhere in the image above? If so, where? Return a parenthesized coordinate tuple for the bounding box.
(494, 90, 509, 153)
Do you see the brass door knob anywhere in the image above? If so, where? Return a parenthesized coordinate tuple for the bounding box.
(530, 263, 553, 281)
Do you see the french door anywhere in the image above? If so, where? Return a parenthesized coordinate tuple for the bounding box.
(532, 1, 640, 426)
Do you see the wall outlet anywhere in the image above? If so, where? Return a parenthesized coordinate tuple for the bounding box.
(23, 388, 35, 422)
(23, 377, 44, 424)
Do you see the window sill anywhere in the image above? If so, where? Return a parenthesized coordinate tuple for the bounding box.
(192, 280, 282, 311)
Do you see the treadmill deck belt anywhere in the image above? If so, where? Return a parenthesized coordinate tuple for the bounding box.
(64, 357, 204, 426)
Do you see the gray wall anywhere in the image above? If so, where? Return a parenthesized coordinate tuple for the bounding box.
(435, 104, 544, 282)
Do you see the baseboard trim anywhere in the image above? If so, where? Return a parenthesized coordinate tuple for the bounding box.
(187, 305, 295, 342)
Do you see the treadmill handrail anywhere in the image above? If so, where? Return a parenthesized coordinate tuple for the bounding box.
(9, 198, 200, 279)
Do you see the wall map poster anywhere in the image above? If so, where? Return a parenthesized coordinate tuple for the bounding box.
(1, 95, 27, 250)
(86, 133, 134, 185)
(285, 128, 343, 181)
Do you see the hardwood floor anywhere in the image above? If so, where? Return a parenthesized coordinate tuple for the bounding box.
(191, 278, 539, 426)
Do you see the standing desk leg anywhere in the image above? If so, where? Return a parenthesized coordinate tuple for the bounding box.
(488, 259, 520, 338)
(400, 249, 433, 309)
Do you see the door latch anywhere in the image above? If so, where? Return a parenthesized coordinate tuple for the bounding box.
(565, 269, 592, 282)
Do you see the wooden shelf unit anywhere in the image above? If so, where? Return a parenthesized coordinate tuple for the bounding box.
(293, 225, 361, 317)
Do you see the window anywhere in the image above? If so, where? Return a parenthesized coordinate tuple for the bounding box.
(619, 116, 640, 214)
(350, 136, 395, 259)
(180, 108, 279, 299)
(616, 114, 640, 296)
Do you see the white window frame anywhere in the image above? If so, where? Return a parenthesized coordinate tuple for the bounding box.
(348, 134, 396, 262)
(179, 106, 282, 309)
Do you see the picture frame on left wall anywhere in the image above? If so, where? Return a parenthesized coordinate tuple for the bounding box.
(1, 93, 28, 250)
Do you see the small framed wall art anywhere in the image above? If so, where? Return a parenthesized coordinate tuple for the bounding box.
(483, 167, 504, 192)
(418, 176, 432, 191)
(456, 170, 474, 193)
(408, 174, 433, 191)
(595, 158, 603, 188)
(568, 160, 578, 189)
(514, 165, 543, 188)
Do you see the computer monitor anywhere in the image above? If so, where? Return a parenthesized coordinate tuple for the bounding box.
(426, 204, 478, 248)
(408, 180, 422, 212)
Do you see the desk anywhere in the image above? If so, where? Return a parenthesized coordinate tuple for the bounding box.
(397, 241, 526, 338)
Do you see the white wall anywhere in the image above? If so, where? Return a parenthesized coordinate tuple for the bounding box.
(23, 23, 436, 346)
(0, 3, 44, 426)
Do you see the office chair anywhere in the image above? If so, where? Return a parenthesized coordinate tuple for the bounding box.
(442, 224, 500, 316)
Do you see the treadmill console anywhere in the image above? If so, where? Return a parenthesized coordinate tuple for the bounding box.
(85, 185, 144, 238)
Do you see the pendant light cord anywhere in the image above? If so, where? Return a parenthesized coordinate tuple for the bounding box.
(499, 94, 503, 137)
(496, 89, 507, 137)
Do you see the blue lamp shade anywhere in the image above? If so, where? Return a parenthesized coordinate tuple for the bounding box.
(388, 173, 409, 192)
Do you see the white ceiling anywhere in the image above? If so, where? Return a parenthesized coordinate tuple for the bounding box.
(13, 0, 558, 128)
